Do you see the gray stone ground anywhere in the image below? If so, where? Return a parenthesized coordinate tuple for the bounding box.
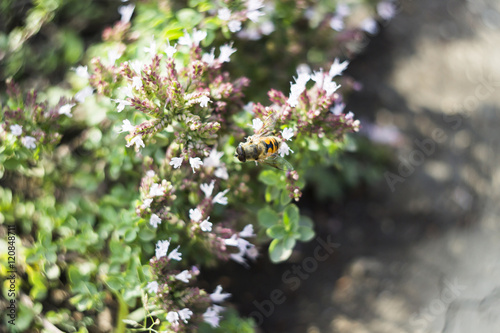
(277, 0, 500, 332)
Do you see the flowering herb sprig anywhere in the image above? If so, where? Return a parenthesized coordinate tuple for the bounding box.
(1, 79, 77, 161)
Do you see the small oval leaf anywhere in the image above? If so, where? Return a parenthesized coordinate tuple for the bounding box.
(257, 207, 280, 228)
(297, 226, 315, 242)
(283, 204, 299, 230)
(269, 239, 293, 263)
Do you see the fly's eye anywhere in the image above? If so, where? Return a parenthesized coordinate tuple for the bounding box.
(236, 145, 246, 162)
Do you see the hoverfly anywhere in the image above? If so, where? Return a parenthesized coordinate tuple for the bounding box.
(235, 111, 293, 171)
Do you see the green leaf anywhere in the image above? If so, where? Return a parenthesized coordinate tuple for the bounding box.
(257, 207, 279, 228)
(283, 235, 296, 250)
(297, 226, 315, 242)
(124, 228, 137, 242)
(269, 239, 292, 263)
(258, 170, 279, 186)
(283, 204, 299, 230)
(266, 224, 286, 239)
(68, 265, 84, 284)
(176, 8, 203, 28)
(280, 189, 292, 205)
(138, 227, 155, 241)
(299, 215, 314, 228)
(265, 185, 280, 202)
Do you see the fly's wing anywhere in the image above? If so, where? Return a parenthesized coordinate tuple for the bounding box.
(261, 153, 294, 171)
(254, 110, 279, 138)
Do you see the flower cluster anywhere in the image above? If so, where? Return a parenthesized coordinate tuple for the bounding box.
(279, 58, 360, 137)
(0, 79, 75, 153)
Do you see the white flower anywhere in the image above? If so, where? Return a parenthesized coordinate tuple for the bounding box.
(345, 111, 354, 119)
(143, 198, 153, 208)
(166, 311, 179, 327)
(200, 180, 215, 197)
(59, 103, 75, 117)
(218, 44, 236, 63)
(108, 49, 121, 64)
(252, 118, 264, 132)
(210, 285, 231, 303)
(247, 0, 264, 11)
(243, 102, 254, 113)
(228, 20, 242, 33)
(247, 9, 264, 22)
(118, 119, 135, 133)
(310, 69, 325, 87)
(239, 224, 255, 238)
(336, 3, 351, 17)
(230, 252, 248, 266)
(288, 72, 310, 107)
(112, 98, 131, 112)
(165, 39, 177, 58)
(246, 245, 259, 260)
(146, 281, 159, 294)
(215, 166, 228, 180)
(175, 270, 192, 283)
(118, 4, 135, 23)
(202, 48, 216, 66)
(146, 170, 155, 178)
(155, 239, 171, 258)
(331, 102, 345, 115)
(10, 124, 22, 136)
(361, 18, 379, 34)
(377, 1, 397, 20)
(203, 306, 222, 328)
(353, 119, 361, 132)
(144, 38, 157, 54)
(281, 127, 294, 141)
(323, 80, 341, 96)
(126, 135, 145, 149)
(178, 29, 207, 47)
(170, 157, 183, 169)
(130, 60, 142, 74)
(178, 308, 193, 323)
(22, 136, 37, 149)
(260, 20, 275, 35)
(132, 76, 142, 90)
(198, 95, 211, 107)
(149, 183, 165, 197)
(200, 217, 212, 232)
(225, 236, 256, 267)
(278, 142, 294, 157)
(189, 157, 203, 173)
(329, 15, 344, 31)
(329, 58, 349, 78)
(75, 86, 94, 103)
(234, 237, 252, 253)
(204, 148, 223, 168)
(150, 214, 162, 228)
(120, 84, 134, 98)
(224, 234, 239, 247)
(218, 8, 231, 21)
(192, 29, 207, 45)
(168, 245, 182, 261)
(189, 208, 203, 222)
(212, 189, 229, 205)
(75, 65, 89, 79)
(238, 27, 261, 40)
